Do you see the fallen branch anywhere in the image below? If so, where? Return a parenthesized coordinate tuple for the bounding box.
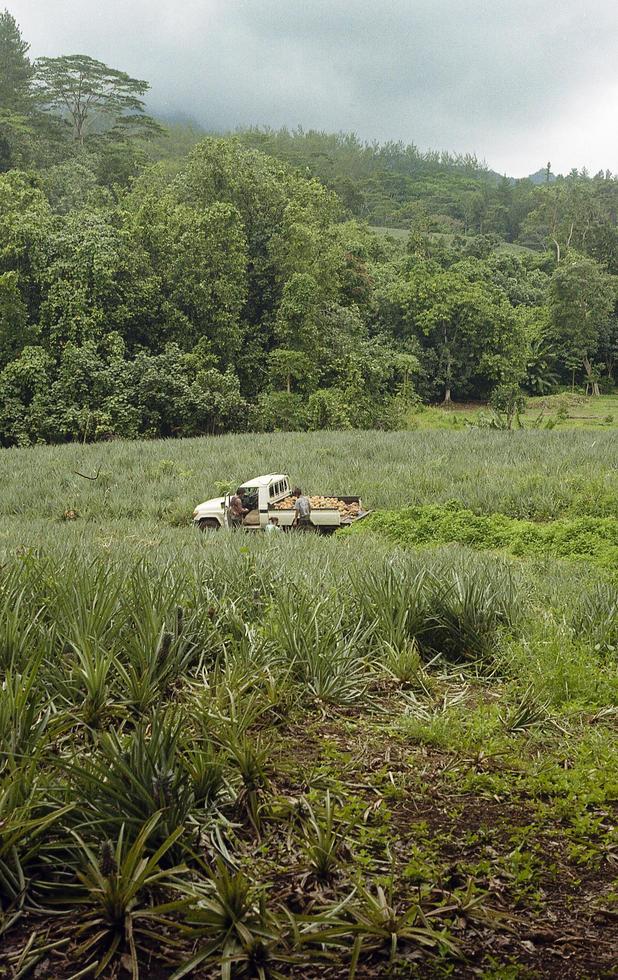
(73, 467, 101, 481)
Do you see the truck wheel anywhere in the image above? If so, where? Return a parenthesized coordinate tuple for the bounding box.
(197, 518, 221, 531)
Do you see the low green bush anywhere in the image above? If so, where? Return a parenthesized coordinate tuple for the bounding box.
(349, 503, 618, 573)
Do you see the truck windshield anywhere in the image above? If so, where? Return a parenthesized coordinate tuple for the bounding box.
(238, 488, 258, 510)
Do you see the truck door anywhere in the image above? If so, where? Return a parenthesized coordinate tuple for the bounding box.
(223, 493, 232, 528)
(259, 485, 269, 528)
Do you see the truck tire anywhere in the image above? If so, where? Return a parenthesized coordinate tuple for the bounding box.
(197, 518, 221, 531)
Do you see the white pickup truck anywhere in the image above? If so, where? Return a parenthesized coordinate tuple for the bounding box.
(193, 473, 370, 533)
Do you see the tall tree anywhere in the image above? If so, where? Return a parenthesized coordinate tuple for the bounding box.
(36, 209, 160, 348)
(271, 272, 320, 393)
(131, 195, 249, 361)
(34, 54, 159, 145)
(0, 270, 31, 367)
(0, 8, 32, 109)
(386, 264, 527, 403)
(548, 254, 616, 395)
(0, 9, 34, 168)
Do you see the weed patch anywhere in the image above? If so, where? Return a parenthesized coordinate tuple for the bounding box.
(349, 503, 618, 574)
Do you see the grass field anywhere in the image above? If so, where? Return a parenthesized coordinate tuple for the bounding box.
(0, 431, 617, 978)
(370, 225, 537, 256)
(406, 393, 618, 432)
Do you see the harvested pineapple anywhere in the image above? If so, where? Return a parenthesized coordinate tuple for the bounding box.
(274, 494, 361, 518)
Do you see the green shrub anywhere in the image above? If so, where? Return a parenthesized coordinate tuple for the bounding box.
(349, 504, 618, 573)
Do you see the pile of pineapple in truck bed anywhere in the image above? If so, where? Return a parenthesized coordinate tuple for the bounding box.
(193, 474, 370, 531)
(273, 494, 362, 517)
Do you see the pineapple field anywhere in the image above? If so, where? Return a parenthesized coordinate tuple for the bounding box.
(0, 430, 617, 979)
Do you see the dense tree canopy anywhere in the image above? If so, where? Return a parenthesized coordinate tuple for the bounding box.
(0, 12, 616, 446)
(384, 263, 527, 403)
(548, 255, 616, 395)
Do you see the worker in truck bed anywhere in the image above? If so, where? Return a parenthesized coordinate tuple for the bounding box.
(293, 487, 312, 529)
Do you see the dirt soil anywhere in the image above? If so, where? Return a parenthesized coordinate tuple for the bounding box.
(2, 700, 616, 979)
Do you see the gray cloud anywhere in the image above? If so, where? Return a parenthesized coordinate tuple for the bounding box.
(9, 0, 618, 175)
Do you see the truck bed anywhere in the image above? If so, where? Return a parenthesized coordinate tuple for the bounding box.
(267, 494, 370, 530)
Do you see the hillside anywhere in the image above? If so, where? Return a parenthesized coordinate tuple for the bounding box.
(3, 128, 617, 449)
(232, 128, 573, 238)
(1, 1, 617, 451)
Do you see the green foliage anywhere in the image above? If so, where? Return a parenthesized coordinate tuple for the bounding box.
(0, 337, 247, 445)
(0, 132, 433, 441)
(66, 814, 189, 977)
(253, 389, 308, 432)
(0, 9, 37, 170)
(384, 261, 528, 402)
(548, 253, 616, 392)
(237, 127, 509, 237)
(0, 429, 616, 975)
(1, 17, 618, 442)
(351, 503, 618, 573)
(1, 115, 616, 442)
(486, 383, 527, 428)
(300, 791, 345, 882)
(524, 331, 559, 394)
(0, 270, 30, 367)
(306, 388, 352, 429)
(67, 714, 196, 840)
(34, 54, 160, 145)
(0, 10, 32, 115)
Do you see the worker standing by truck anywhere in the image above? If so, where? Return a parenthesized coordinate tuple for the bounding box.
(293, 487, 312, 529)
(229, 489, 248, 528)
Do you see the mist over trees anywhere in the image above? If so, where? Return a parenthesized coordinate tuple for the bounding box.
(0, 9, 616, 446)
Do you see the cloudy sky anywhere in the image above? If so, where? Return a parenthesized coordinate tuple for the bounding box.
(9, 0, 618, 176)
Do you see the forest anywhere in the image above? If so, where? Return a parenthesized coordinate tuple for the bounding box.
(1, 8, 617, 446)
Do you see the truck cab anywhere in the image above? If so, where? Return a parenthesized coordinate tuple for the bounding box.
(193, 474, 291, 530)
(233, 474, 292, 527)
